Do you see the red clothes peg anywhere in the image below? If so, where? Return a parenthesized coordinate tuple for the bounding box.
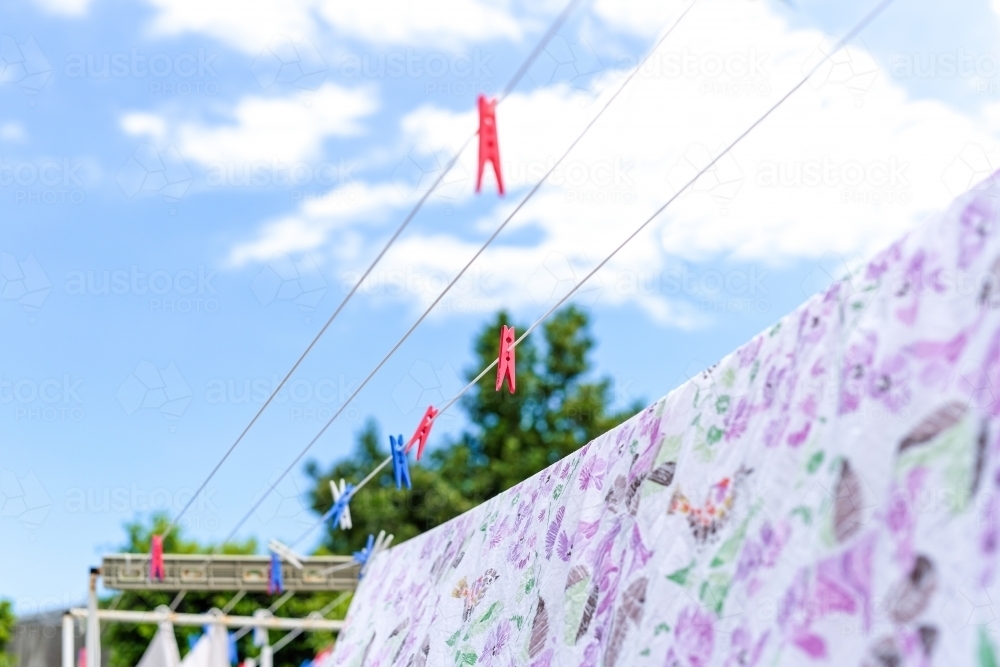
(496, 325, 516, 393)
(476, 95, 504, 195)
(150, 534, 165, 581)
(406, 405, 439, 461)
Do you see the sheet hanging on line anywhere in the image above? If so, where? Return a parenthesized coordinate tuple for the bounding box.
(179, 624, 229, 667)
(135, 622, 181, 667)
(331, 177, 1000, 666)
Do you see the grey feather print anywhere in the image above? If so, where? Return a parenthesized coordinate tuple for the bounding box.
(545, 507, 565, 560)
(605, 577, 648, 667)
(575, 583, 600, 643)
(898, 402, 966, 452)
(528, 597, 549, 658)
(887, 555, 937, 623)
(648, 461, 676, 487)
(834, 459, 864, 542)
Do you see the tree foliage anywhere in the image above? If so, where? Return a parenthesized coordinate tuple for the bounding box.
(0, 599, 15, 667)
(103, 515, 346, 667)
(104, 306, 639, 667)
(306, 306, 640, 553)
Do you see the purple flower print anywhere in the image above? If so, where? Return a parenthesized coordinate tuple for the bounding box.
(786, 421, 811, 448)
(865, 239, 903, 282)
(736, 522, 790, 594)
(907, 330, 968, 389)
(777, 571, 827, 659)
(886, 468, 928, 567)
(725, 397, 752, 442)
(507, 523, 536, 570)
(958, 196, 996, 269)
(797, 294, 834, 348)
(556, 531, 573, 562)
(815, 534, 875, 631)
(667, 606, 714, 667)
(529, 649, 554, 667)
(488, 517, 510, 550)
(761, 365, 786, 410)
(839, 332, 876, 414)
(868, 353, 912, 412)
(480, 621, 511, 667)
(580, 457, 608, 491)
(723, 626, 769, 667)
(545, 506, 565, 560)
(738, 335, 763, 368)
(894, 251, 927, 325)
(763, 415, 789, 449)
(628, 525, 653, 574)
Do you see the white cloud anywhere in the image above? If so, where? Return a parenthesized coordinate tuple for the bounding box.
(143, 0, 523, 55)
(120, 83, 378, 166)
(0, 122, 27, 142)
(228, 182, 406, 265)
(33, 0, 91, 16)
(317, 0, 522, 50)
(226, 0, 1000, 326)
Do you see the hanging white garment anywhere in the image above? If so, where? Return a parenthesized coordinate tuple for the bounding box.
(135, 621, 181, 667)
(179, 624, 229, 667)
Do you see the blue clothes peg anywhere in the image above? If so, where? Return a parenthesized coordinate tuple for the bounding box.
(328, 482, 354, 530)
(390, 434, 411, 490)
(353, 534, 376, 577)
(268, 551, 283, 595)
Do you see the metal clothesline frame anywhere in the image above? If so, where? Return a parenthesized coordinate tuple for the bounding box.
(70, 568, 347, 667)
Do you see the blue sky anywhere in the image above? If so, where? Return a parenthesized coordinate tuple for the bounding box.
(3, 0, 1000, 612)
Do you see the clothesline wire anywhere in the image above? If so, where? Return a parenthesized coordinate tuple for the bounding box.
(285, 0, 706, 549)
(290, 0, 898, 550)
(162, 0, 586, 539)
(222, 0, 699, 552)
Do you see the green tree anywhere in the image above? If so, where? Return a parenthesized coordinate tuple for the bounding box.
(0, 599, 15, 667)
(306, 306, 640, 553)
(103, 515, 345, 667)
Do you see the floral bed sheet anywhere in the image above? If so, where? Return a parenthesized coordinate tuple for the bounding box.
(331, 181, 1000, 666)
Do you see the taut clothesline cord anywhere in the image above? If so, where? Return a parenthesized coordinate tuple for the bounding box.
(163, 0, 586, 539)
(291, 0, 898, 549)
(226, 0, 700, 551)
(285, 0, 706, 549)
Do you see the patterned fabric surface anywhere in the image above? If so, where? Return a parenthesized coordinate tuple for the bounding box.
(331, 181, 1000, 666)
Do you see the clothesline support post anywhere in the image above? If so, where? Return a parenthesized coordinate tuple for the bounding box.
(86, 568, 100, 667)
(62, 613, 74, 667)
